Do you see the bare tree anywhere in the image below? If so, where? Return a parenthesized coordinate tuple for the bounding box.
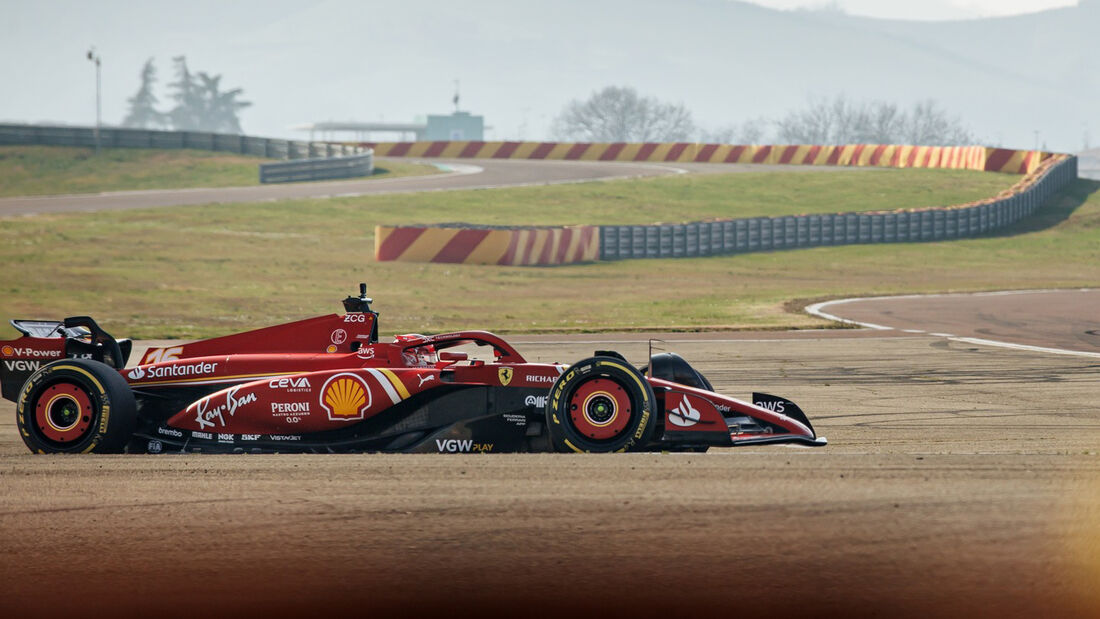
(775, 96, 974, 145)
(552, 86, 695, 142)
(901, 99, 974, 146)
(701, 118, 768, 144)
(121, 58, 166, 129)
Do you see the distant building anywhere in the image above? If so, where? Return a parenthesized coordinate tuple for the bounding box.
(292, 111, 485, 142)
(425, 111, 484, 141)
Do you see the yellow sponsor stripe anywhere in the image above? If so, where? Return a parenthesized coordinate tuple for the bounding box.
(129, 371, 294, 387)
(376, 368, 411, 399)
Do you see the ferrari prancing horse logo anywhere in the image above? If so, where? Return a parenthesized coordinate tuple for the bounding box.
(498, 367, 513, 386)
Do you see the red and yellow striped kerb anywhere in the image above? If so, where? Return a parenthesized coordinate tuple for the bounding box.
(362, 142, 1049, 175)
(375, 225, 599, 266)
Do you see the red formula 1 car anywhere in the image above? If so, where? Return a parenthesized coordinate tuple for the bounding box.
(1, 285, 826, 454)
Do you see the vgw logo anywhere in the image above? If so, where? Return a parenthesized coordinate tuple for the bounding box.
(435, 439, 493, 453)
(3, 360, 41, 372)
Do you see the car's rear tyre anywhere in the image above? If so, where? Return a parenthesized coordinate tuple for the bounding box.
(545, 356, 657, 453)
(16, 359, 136, 454)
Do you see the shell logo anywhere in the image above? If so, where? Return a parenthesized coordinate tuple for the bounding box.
(1, 345, 14, 357)
(319, 373, 371, 421)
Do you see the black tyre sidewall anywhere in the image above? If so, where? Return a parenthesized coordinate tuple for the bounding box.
(546, 356, 657, 453)
(17, 359, 136, 454)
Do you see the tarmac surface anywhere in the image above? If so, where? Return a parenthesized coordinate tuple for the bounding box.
(1, 291, 1098, 618)
(810, 288, 1100, 357)
(0, 158, 848, 216)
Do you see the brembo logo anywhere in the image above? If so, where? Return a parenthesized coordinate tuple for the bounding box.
(668, 396, 701, 428)
(128, 362, 217, 381)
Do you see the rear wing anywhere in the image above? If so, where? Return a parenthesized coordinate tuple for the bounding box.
(1, 316, 131, 402)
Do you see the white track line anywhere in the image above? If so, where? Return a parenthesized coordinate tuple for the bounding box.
(806, 290, 1100, 359)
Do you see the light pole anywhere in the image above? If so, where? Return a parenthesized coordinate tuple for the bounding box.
(86, 47, 101, 155)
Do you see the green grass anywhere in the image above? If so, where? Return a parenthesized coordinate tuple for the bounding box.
(335, 167, 1019, 226)
(0, 169, 1093, 340)
(0, 146, 439, 197)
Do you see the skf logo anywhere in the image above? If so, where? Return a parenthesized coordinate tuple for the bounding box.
(319, 373, 371, 421)
(498, 367, 513, 386)
(668, 396, 700, 428)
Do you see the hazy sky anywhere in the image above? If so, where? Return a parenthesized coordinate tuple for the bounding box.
(0, 0, 1091, 150)
(748, 0, 1076, 20)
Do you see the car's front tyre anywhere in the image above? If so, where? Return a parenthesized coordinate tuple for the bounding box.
(545, 356, 657, 453)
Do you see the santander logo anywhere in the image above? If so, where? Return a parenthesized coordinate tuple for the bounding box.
(668, 395, 701, 428)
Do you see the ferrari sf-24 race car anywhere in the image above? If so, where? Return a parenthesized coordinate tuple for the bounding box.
(0, 285, 826, 454)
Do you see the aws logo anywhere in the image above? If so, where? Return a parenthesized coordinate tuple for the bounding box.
(498, 367, 513, 386)
(320, 373, 371, 421)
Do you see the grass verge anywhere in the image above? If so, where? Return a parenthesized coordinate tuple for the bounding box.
(0, 146, 439, 197)
(0, 170, 1092, 340)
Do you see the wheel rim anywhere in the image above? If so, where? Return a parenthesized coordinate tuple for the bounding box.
(568, 377, 632, 441)
(34, 383, 94, 444)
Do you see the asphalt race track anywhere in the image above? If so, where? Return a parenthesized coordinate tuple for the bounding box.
(809, 289, 1100, 356)
(0, 158, 846, 216)
(1, 291, 1098, 618)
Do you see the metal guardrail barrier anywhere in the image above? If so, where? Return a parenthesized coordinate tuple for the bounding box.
(259, 152, 374, 184)
(598, 155, 1078, 261)
(0, 123, 364, 160)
